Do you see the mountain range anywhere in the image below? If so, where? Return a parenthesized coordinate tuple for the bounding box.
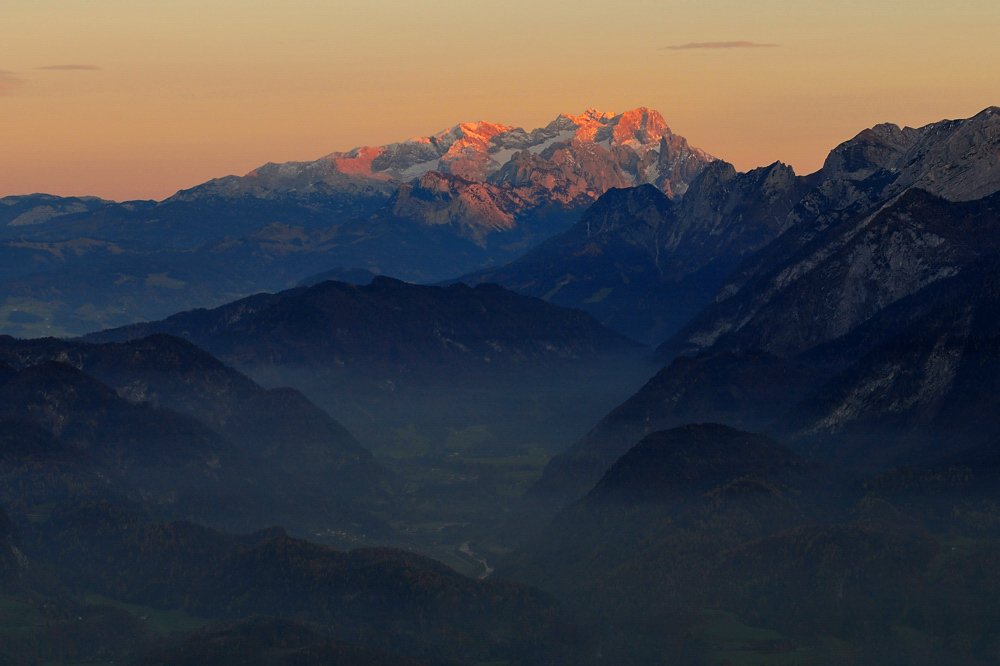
(518, 107, 1000, 499)
(80, 277, 651, 452)
(457, 160, 805, 343)
(0, 108, 712, 337)
(661, 106, 1000, 361)
(173, 107, 711, 214)
(501, 422, 1000, 663)
(456, 107, 1000, 347)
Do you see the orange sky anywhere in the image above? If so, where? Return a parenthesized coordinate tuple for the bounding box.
(3, 0, 999, 201)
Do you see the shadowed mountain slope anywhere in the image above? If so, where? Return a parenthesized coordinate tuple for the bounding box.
(0, 362, 277, 528)
(531, 350, 824, 501)
(501, 426, 975, 661)
(0, 334, 390, 502)
(502, 426, 822, 615)
(0, 361, 236, 472)
(662, 107, 1000, 362)
(457, 160, 807, 344)
(585, 424, 811, 503)
(664, 188, 1000, 362)
(779, 267, 1000, 470)
(0, 503, 26, 582)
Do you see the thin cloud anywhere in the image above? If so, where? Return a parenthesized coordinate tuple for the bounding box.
(0, 70, 24, 95)
(37, 64, 101, 71)
(664, 41, 778, 50)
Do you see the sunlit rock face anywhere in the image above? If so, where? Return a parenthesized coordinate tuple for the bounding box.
(172, 107, 714, 232)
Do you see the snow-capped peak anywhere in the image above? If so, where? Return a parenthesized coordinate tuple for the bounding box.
(184, 107, 713, 208)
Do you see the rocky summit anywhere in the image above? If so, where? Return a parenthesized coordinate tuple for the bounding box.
(172, 107, 713, 227)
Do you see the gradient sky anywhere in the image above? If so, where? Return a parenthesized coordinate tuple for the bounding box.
(3, 0, 1000, 201)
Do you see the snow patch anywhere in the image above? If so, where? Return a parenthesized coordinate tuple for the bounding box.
(399, 159, 442, 180)
(527, 129, 577, 154)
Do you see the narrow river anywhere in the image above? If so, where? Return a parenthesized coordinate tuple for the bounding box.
(459, 542, 494, 580)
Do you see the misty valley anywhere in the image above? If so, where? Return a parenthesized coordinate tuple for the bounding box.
(3, 106, 1000, 665)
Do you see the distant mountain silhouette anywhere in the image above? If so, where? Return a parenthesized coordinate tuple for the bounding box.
(83, 277, 642, 384)
(0, 193, 117, 229)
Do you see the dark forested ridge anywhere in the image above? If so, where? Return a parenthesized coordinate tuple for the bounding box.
(531, 350, 825, 501)
(82, 277, 642, 378)
(138, 617, 430, 666)
(0, 334, 390, 502)
(503, 424, 1000, 664)
(32, 504, 558, 664)
(0, 365, 389, 539)
(0, 498, 565, 665)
